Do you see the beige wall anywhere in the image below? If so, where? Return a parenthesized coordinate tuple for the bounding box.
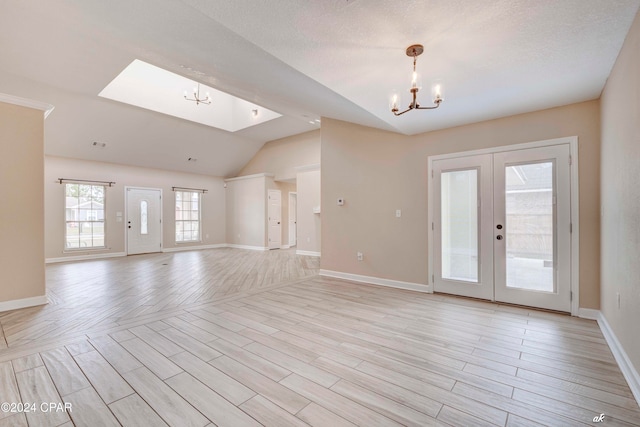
(297, 169, 321, 254)
(234, 129, 320, 250)
(600, 10, 640, 375)
(225, 175, 268, 248)
(239, 130, 320, 180)
(0, 102, 45, 303)
(45, 156, 226, 259)
(321, 100, 601, 308)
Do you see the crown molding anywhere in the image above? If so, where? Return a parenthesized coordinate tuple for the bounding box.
(0, 93, 55, 118)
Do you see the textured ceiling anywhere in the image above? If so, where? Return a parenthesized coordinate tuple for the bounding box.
(0, 0, 638, 176)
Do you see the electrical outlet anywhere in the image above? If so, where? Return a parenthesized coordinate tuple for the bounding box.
(357, 252, 363, 261)
(395, 209, 401, 218)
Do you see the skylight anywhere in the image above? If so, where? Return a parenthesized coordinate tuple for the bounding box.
(99, 59, 281, 132)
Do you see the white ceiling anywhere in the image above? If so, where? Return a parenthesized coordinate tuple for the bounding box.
(1, 0, 638, 177)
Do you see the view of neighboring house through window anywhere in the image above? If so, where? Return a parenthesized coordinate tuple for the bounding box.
(175, 190, 201, 242)
(65, 184, 106, 249)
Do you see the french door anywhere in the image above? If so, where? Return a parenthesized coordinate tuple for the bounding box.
(433, 144, 572, 312)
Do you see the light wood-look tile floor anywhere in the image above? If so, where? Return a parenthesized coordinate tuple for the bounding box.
(0, 249, 638, 426)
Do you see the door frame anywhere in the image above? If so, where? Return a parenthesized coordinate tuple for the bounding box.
(124, 186, 163, 255)
(427, 136, 580, 315)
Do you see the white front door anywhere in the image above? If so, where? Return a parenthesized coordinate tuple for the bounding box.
(433, 144, 572, 312)
(127, 188, 162, 255)
(268, 189, 282, 249)
(289, 192, 297, 247)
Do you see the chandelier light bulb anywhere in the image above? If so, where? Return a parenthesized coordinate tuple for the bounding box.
(432, 84, 443, 102)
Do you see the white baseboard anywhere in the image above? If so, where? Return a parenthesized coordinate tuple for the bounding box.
(0, 295, 48, 313)
(296, 250, 321, 257)
(46, 252, 126, 264)
(319, 269, 431, 293)
(577, 308, 600, 320)
(227, 244, 269, 251)
(596, 311, 640, 405)
(163, 244, 226, 253)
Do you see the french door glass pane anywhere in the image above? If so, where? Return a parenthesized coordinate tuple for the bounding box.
(441, 169, 478, 282)
(505, 162, 554, 292)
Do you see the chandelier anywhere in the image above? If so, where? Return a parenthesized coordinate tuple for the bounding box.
(184, 83, 211, 105)
(391, 44, 443, 116)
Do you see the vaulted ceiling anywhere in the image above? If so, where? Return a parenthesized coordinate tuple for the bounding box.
(1, 0, 638, 177)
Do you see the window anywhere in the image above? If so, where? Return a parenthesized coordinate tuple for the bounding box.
(175, 191, 200, 242)
(140, 200, 148, 235)
(65, 184, 106, 249)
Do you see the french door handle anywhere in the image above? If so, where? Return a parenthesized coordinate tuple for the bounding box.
(496, 235, 504, 240)
(496, 224, 503, 229)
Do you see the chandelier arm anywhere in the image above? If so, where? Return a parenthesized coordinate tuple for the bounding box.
(392, 107, 413, 116)
(415, 102, 442, 110)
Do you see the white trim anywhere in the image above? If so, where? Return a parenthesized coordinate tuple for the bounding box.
(0, 93, 55, 118)
(569, 137, 580, 316)
(427, 136, 580, 316)
(296, 250, 321, 257)
(224, 173, 274, 182)
(281, 245, 291, 249)
(320, 270, 431, 293)
(46, 252, 126, 264)
(227, 244, 269, 251)
(294, 163, 320, 172)
(426, 136, 578, 161)
(577, 308, 600, 320)
(0, 295, 48, 313)
(163, 244, 226, 253)
(597, 312, 640, 405)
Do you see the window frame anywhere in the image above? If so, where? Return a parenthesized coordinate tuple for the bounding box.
(64, 183, 107, 251)
(175, 190, 202, 243)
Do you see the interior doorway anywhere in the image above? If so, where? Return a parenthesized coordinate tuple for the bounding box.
(289, 192, 297, 247)
(429, 139, 577, 313)
(268, 189, 282, 249)
(126, 187, 162, 255)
